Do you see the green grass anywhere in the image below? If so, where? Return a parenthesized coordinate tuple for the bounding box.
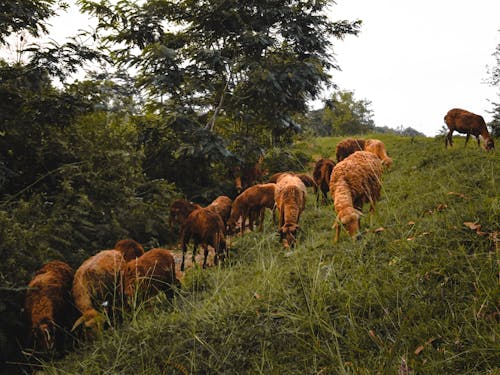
(41, 134, 499, 374)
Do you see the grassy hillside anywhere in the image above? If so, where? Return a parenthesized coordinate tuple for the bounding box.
(41, 134, 499, 374)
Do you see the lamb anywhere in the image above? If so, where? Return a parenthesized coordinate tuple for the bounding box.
(122, 248, 180, 303)
(114, 239, 144, 261)
(205, 195, 232, 229)
(180, 208, 227, 271)
(274, 174, 307, 248)
(444, 108, 495, 150)
(336, 138, 393, 167)
(329, 151, 383, 241)
(24, 261, 74, 351)
(168, 199, 203, 230)
(226, 183, 276, 234)
(71, 250, 126, 337)
(312, 158, 336, 203)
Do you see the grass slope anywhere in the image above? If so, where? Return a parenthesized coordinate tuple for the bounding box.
(42, 134, 499, 374)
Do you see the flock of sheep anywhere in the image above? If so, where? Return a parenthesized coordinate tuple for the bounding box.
(23, 107, 494, 356)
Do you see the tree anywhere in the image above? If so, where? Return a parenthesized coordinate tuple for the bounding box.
(322, 90, 375, 135)
(79, 0, 361, 142)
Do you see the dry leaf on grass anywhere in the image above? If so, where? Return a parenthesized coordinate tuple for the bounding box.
(414, 337, 438, 355)
(463, 221, 481, 231)
(447, 191, 470, 200)
(407, 221, 416, 226)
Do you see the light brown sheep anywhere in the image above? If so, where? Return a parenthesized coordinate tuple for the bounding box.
(205, 195, 232, 229)
(268, 172, 317, 192)
(444, 108, 495, 150)
(336, 138, 393, 167)
(24, 261, 74, 351)
(168, 199, 203, 230)
(312, 158, 336, 203)
(180, 208, 227, 271)
(329, 151, 383, 241)
(122, 248, 179, 303)
(71, 250, 126, 337)
(227, 183, 276, 234)
(114, 239, 144, 262)
(274, 174, 307, 248)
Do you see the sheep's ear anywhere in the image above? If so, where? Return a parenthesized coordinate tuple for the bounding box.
(71, 315, 85, 332)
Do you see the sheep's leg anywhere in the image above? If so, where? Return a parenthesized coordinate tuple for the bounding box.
(240, 210, 247, 234)
(334, 222, 340, 242)
(476, 136, 480, 147)
(446, 130, 453, 147)
(259, 208, 265, 231)
(248, 209, 254, 231)
(192, 242, 198, 267)
(465, 133, 470, 147)
(202, 245, 209, 268)
(181, 243, 187, 271)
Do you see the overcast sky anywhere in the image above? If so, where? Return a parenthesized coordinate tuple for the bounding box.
(328, 0, 500, 135)
(5, 1, 499, 136)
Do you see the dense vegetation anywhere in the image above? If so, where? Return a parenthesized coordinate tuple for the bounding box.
(12, 134, 498, 374)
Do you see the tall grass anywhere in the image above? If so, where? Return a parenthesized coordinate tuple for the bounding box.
(41, 134, 499, 374)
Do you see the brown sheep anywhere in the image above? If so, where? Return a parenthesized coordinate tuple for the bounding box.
(114, 239, 144, 262)
(24, 261, 74, 352)
(312, 158, 336, 203)
(227, 183, 276, 234)
(205, 195, 232, 229)
(444, 108, 495, 150)
(274, 174, 307, 248)
(122, 248, 179, 304)
(336, 138, 393, 167)
(180, 208, 227, 271)
(168, 199, 203, 230)
(71, 250, 126, 337)
(268, 172, 318, 193)
(329, 151, 383, 241)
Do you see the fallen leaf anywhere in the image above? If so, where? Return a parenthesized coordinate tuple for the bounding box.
(407, 221, 416, 226)
(447, 191, 470, 200)
(407, 237, 415, 241)
(253, 293, 261, 299)
(415, 337, 438, 356)
(374, 227, 385, 233)
(435, 203, 448, 211)
(464, 222, 481, 231)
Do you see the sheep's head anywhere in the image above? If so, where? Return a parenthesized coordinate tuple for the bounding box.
(339, 208, 362, 238)
(484, 138, 495, 151)
(115, 239, 144, 261)
(71, 309, 105, 339)
(279, 223, 299, 248)
(33, 318, 56, 351)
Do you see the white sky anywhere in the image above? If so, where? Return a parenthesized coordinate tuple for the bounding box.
(3, 1, 499, 136)
(328, 0, 500, 135)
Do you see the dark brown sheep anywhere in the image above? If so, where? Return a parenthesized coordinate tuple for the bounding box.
(114, 239, 144, 262)
(312, 158, 336, 203)
(168, 199, 203, 230)
(123, 248, 180, 303)
(24, 261, 74, 351)
(181, 208, 227, 271)
(232, 156, 265, 193)
(205, 195, 232, 229)
(444, 108, 495, 150)
(227, 183, 276, 234)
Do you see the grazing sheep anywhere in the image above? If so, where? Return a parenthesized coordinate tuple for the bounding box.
(274, 174, 307, 248)
(227, 183, 276, 234)
(168, 199, 203, 230)
(313, 158, 336, 203)
(180, 208, 227, 271)
(123, 248, 179, 303)
(444, 108, 495, 150)
(24, 261, 74, 352)
(71, 250, 126, 337)
(268, 172, 318, 193)
(329, 151, 383, 241)
(114, 239, 144, 262)
(336, 138, 393, 167)
(205, 195, 232, 229)
(364, 139, 393, 167)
